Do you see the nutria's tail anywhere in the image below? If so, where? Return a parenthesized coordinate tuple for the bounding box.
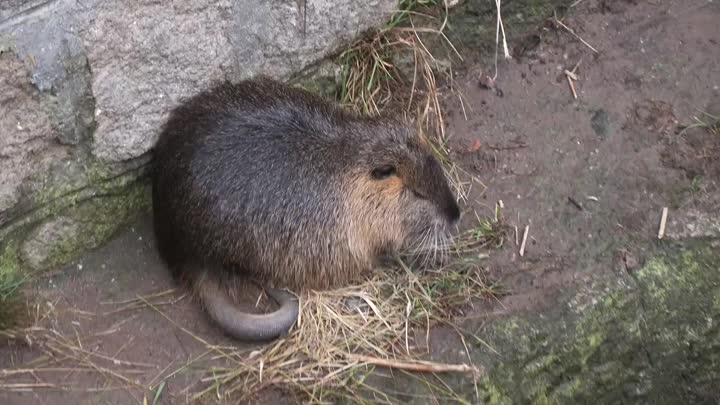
(197, 278, 299, 341)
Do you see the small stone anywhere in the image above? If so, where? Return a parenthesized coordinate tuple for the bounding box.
(0, 52, 65, 214)
(342, 297, 370, 314)
(623, 251, 641, 273)
(590, 109, 613, 139)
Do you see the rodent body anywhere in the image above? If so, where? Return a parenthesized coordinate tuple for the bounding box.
(151, 77, 459, 341)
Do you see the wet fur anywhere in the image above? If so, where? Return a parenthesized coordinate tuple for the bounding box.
(151, 77, 459, 337)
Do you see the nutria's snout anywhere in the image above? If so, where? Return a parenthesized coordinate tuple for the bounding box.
(441, 189, 461, 226)
(397, 180, 461, 267)
(425, 159, 461, 228)
(449, 201, 461, 224)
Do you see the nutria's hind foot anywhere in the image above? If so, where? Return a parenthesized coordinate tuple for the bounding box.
(197, 277, 299, 342)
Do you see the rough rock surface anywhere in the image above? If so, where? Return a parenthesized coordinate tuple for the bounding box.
(2, 0, 395, 163)
(0, 52, 68, 214)
(20, 217, 79, 270)
(78, 0, 235, 161)
(233, 0, 396, 79)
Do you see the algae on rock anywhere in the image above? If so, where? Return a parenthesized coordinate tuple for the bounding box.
(361, 242, 720, 404)
(475, 243, 720, 404)
(0, 241, 25, 330)
(1, 157, 151, 268)
(20, 180, 150, 271)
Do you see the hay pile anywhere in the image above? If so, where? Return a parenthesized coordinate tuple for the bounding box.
(182, 216, 508, 403)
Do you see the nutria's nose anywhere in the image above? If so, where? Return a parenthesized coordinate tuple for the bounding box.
(445, 197, 461, 224)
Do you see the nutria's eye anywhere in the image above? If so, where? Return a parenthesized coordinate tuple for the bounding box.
(371, 165, 396, 180)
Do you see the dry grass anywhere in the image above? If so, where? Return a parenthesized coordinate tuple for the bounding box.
(0, 282, 26, 331)
(176, 211, 504, 402)
(678, 111, 720, 136)
(182, 229, 500, 403)
(0, 294, 171, 402)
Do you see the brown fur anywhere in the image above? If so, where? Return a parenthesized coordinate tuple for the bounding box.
(151, 77, 460, 340)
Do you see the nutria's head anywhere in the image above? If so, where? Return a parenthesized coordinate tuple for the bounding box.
(343, 120, 460, 266)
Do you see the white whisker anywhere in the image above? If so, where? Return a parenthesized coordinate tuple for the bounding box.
(399, 222, 460, 270)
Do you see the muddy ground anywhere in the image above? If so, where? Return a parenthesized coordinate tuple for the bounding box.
(2, 0, 719, 403)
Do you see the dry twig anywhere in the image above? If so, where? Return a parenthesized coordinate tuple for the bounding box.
(519, 225, 530, 257)
(554, 13, 599, 54)
(348, 354, 482, 376)
(658, 207, 668, 239)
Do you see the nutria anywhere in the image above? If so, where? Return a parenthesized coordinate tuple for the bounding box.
(151, 77, 460, 341)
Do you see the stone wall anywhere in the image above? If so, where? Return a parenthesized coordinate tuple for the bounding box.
(0, 0, 396, 274)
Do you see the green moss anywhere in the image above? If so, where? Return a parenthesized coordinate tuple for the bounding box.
(0, 241, 22, 297)
(476, 244, 720, 403)
(361, 243, 720, 403)
(85, 159, 119, 191)
(290, 76, 339, 100)
(523, 354, 561, 375)
(32, 181, 75, 208)
(479, 380, 512, 405)
(1, 150, 151, 275)
(31, 158, 115, 207)
(0, 240, 26, 330)
(31, 180, 151, 271)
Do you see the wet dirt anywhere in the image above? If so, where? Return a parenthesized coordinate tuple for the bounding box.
(2, 0, 719, 403)
(447, 0, 720, 315)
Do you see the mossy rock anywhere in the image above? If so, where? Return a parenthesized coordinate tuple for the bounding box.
(359, 241, 720, 404)
(1, 152, 151, 270)
(20, 180, 151, 272)
(474, 243, 720, 404)
(0, 241, 26, 330)
(289, 60, 343, 101)
(0, 156, 150, 331)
